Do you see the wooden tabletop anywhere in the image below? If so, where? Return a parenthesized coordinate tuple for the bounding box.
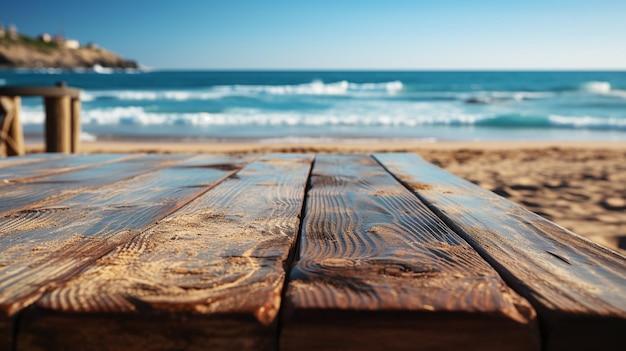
(0, 153, 624, 351)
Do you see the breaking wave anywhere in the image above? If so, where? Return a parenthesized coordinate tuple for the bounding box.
(477, 114, 626, 130)
(81, 80, 404, 101)
(569, 81, 626, 98)
(578, 81, 612, 94)
(18, 105, 626, 131)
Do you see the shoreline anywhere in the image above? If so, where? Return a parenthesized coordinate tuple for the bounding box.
(24, 139, 626, 154)
(23, 139, 626, 255)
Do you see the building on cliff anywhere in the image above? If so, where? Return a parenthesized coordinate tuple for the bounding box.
(7, 25, 18, 40)
(39, 33, 52, 43)
(64, 39, 80, 49)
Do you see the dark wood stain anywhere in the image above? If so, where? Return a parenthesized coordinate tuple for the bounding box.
(0, 154, 254, 350)
(19, 154, 313, 351)
(0, 154, 192, 216)
(2, 152, 621, 351)
(0, 154, 134, 185)
(281, 154, 539, 351)
(375, 153, 626, 351)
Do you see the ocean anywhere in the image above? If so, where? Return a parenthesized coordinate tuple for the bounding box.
(1, 70, 626, 143)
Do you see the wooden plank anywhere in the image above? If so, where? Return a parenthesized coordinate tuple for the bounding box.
(375, 153, 626, 351)
(0, 153, 130, 184)
(281, 155, 539, 351)
(18, 154, 313, 351)
(0, 154, 253, 350)
(0, 154, 195, 216)
(0, 153, 69, 168)
(0, 86, 81, 99)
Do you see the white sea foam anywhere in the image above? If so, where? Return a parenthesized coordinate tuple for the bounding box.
(608, 89, 626, 99)
(226, 80, 403, 96)
(80, 132, 97, 142)
(124, 68, 144, 74)
(353, 81, 404, 94)
(457, 91, 555, 103)
(549, 115, 626, 128)
(92, 64, 114, 74)
(32, 68, 63, 74)
(83, 90, 228, 101)
(81, 87, 559, 103)
(80, 91, 95, 102)
(20, 106, 45, 124)
(82, 106, 159, 125)
(59, 101, 482, 128)
(579, 81, 612, 94)
(573, 81, 626, 99)
(81, 80, 405, 102)
(19, 99, 625, 131)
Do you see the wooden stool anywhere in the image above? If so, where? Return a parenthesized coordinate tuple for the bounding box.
(0, 83, 81, 156)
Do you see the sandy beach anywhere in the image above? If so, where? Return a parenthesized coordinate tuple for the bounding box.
(24, 140, 626, 254)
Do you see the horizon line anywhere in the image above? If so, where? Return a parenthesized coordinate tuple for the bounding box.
(145, 67, 626, 72)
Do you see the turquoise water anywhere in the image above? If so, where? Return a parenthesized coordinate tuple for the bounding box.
(1, 70, 626, 142)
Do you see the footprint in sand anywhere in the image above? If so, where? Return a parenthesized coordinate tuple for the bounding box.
(600, 197, 626, 211)
(510, 177, 539, 191)
(561, 192, 591, 202)
(544, 179, 568, 189)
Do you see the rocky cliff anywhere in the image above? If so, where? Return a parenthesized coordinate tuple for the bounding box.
(0, 35, 139, 69)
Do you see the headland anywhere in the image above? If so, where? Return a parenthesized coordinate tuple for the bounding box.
(0, 25, 138, 69)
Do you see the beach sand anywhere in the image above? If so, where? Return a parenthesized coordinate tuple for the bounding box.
(25, 140, 626, 254)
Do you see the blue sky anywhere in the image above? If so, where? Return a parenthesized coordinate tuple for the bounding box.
(3, 0, 625, 69)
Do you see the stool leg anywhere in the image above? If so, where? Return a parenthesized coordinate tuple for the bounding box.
(71, 98, 81, 153)
(8, 96, 25, 156)
(44, 96, 71, 153)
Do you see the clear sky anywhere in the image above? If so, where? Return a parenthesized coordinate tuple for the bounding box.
(3, 0, 625, 70)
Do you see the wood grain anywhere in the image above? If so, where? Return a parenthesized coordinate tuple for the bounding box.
(19, 154, 313, 351)
(375, 153, 626, 351)
(0, 154, 252, 350)
(0, 154, 191, 216)
(0, 153, 132, 184)
(0, 153, 69, 169)
(281, 155, 539, 351)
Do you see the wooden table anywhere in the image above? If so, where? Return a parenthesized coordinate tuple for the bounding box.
(0, 153, 624, 351)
